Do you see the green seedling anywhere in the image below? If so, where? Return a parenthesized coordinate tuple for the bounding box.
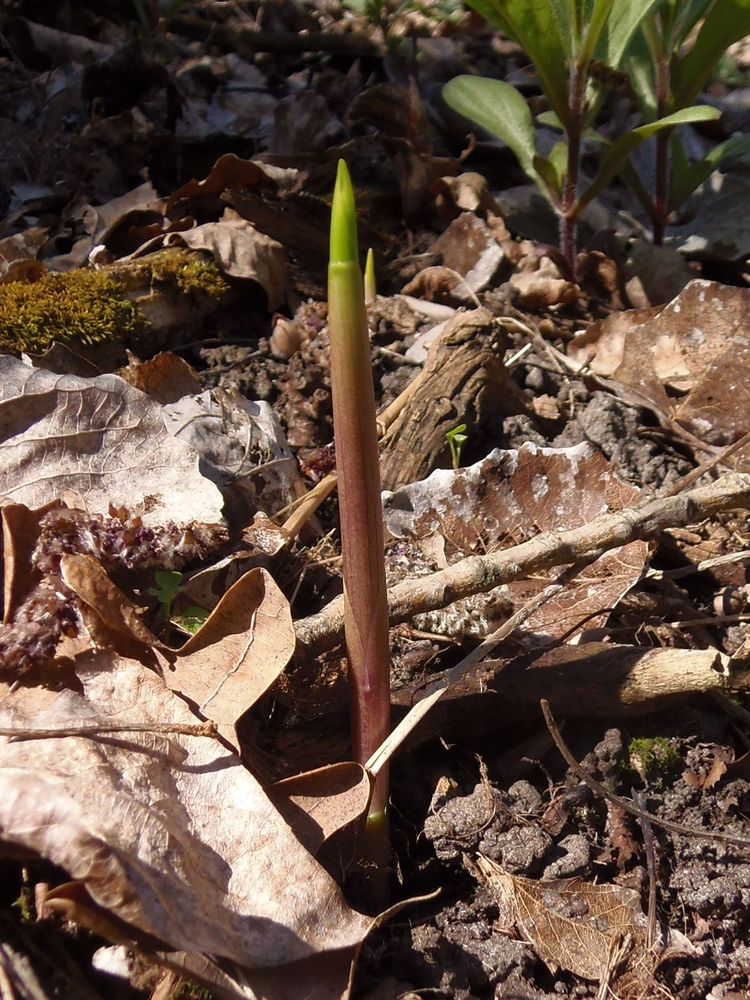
(364, 247, 377, 307)
(443, 0, 718, 271)
(624, 0, 750, 243)
(148, 570, 209, 636)
(445, 423, 469, 470)
(329, 160, 392, 892)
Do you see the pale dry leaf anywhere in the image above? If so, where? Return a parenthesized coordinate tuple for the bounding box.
(382, 443, 646, 643)
(0, 357, 223, 524)
(132, 212, 288, 310)
(162, 387, 307, 516)
(168, 567, 295, 746)
(569, 281, 750, 450)
(0, 656, 375, 1000)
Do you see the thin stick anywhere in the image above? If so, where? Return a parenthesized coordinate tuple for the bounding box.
(633, 789, 659, 951)
(541, 699, 750, 850)
(0, 721, 219, 742)
(296, 472, 750, 655)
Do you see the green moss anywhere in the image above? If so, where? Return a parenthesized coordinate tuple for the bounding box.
(140, 249, 228, 300)
(0, 270, 144, 353)
(627, 736, 680, 784)
(0, 250, 228, 354)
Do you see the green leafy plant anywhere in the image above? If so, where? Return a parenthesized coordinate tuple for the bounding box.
(445, 423, 469, 469)
(148, 570, 209, 637)
(443, 0, 718, 271)
(328, 160, 392, 892)
(623, 0, 750, 243)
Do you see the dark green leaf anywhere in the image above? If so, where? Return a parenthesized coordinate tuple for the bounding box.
(673, 0, 750, 108)
(669, 133, 750, 210)
(443, 76, 543, 187)
(578, 104, 720, 210)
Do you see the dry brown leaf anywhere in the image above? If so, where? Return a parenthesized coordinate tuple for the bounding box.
(118, 352, 202, 404)
(0, 357, 223, 524)
(1, 501, 63, 621)
(0, 656, 376, 1000)
(131, 211, 288, 310)
(569, 280, 750, 450)
(267, 763, 371, 856)
(476, 855, 651, 988)
(168, 568, 294, 746)
(432, 213, 504, 294)
(383, 443, 646, 643)
(53, 557, 293, 746)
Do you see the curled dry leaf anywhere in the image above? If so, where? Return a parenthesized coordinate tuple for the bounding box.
(130, 211, 288, 310)
(0, 657, 375, 1000)
(162, 386, 307, 517)
(383, 443, 646, 643)
(267, 763, 371, 857)
(0, 356, 223, 524)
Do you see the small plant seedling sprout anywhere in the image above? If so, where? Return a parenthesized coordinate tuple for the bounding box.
(148, 569, 182, 622)
(445, 423, 468, 470)
(328, 160, 392, 892)
(364, 247, 377, 307)
(148, 570, 209, 636)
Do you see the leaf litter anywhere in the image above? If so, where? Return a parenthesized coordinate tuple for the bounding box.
(3, 3, 750, 999)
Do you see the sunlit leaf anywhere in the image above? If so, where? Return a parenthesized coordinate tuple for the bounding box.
(578, 104, 720, 210)
(464, 0, 571, 127)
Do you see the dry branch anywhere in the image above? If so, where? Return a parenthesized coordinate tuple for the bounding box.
(295, 472, 750, 655)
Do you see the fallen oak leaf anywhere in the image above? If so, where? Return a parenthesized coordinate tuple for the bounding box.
(0, 655, 377, 1000)
(58, 557, 294, 748)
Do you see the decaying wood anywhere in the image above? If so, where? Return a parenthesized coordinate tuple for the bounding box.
(382, 643, 750, 756)
(295, 472, 750, 655)
(378, 308, 529, 490)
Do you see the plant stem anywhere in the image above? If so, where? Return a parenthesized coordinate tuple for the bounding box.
(652, 54, 671, 245)
(559, 61, 587, 277)
(328, 161, 392, 892)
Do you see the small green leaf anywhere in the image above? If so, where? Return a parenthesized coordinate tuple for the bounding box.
(148, 570, 182, 605)
(171, 606, 210, 636)
(669, 132, 750, 211)
(443, 76, 543, 190)
(578, 104, 720, 210)
(673, 0, 750, 108)
(533, 141, 568, 200)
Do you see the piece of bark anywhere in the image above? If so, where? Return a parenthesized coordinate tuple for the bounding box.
(378, 308, 528, 489)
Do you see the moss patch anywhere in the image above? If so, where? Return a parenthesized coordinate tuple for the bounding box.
(0, 270, 143, 353)
(0, 250, 229, 354)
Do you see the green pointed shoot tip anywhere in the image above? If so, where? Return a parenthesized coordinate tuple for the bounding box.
(364, 247, 376, 306)
(330, 160, 358, 267)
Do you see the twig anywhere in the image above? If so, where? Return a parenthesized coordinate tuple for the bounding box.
(633, 788, 659, 951)
(541, 699, 750, 850)
(0, 721, 219, 742)
(296, 472, 750, 655)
